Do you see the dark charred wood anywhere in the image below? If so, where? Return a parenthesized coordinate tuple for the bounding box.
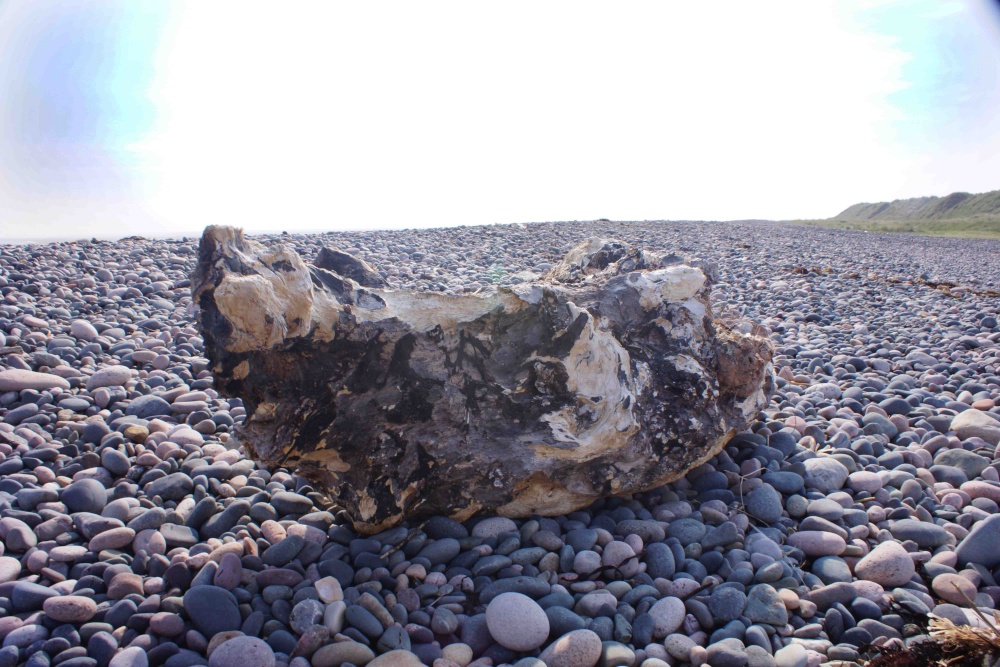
(314, 246, 388, 288)
(192, 226, 775, 533)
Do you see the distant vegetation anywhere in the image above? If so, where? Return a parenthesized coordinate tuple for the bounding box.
(791, 188, 1000, 240)
(793, 217, 1000, 240)
(836, 189, 1000, 221)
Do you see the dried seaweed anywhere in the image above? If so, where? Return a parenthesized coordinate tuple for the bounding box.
(861, 593, 1000, 667)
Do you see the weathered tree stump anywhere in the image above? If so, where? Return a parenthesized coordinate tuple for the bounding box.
(193, 227, 774, 533)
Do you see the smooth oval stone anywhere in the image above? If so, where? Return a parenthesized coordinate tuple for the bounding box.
(270, 491, 313, 515)
(485, 592, 549, 651)
(12, 581, 59, 612)
(62, 478, 108, 514)
(109, 648, 149, 667)
(208, 637, 275, 667)
(0, 369, 70, 392)
(86, 366, 133, 390)
(145, 473, 194, 501)
(888, 519, 950, 548)
(416, 537, 462, 566)
(182, 586, 242, 637)
(539, 629, 603, 667)
(43, 596, 98, 623)
(127, 395, 173, 419)
(312, 641, 374, 667)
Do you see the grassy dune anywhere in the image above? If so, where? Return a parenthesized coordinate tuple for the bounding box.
(789, 216, 1000, 240)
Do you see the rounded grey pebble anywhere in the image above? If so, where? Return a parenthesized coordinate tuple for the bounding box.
(209, 637, 275, 667)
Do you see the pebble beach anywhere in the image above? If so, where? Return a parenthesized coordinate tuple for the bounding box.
(0, 219, 999, 667)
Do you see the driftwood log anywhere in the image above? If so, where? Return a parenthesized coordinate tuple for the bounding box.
(192, 227, 774, 533)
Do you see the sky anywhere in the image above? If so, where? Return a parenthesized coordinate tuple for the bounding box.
(1, 1, 999, 241)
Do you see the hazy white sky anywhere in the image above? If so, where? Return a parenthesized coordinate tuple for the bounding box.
(1, 1, 999, 240)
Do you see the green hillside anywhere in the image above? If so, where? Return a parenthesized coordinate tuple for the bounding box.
(790, 188, 1000, 240)
(793, 217, 1000, 240)
(835, 189, 1000, 221)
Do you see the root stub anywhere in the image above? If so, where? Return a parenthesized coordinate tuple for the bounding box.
(192, 226, 775, 533)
